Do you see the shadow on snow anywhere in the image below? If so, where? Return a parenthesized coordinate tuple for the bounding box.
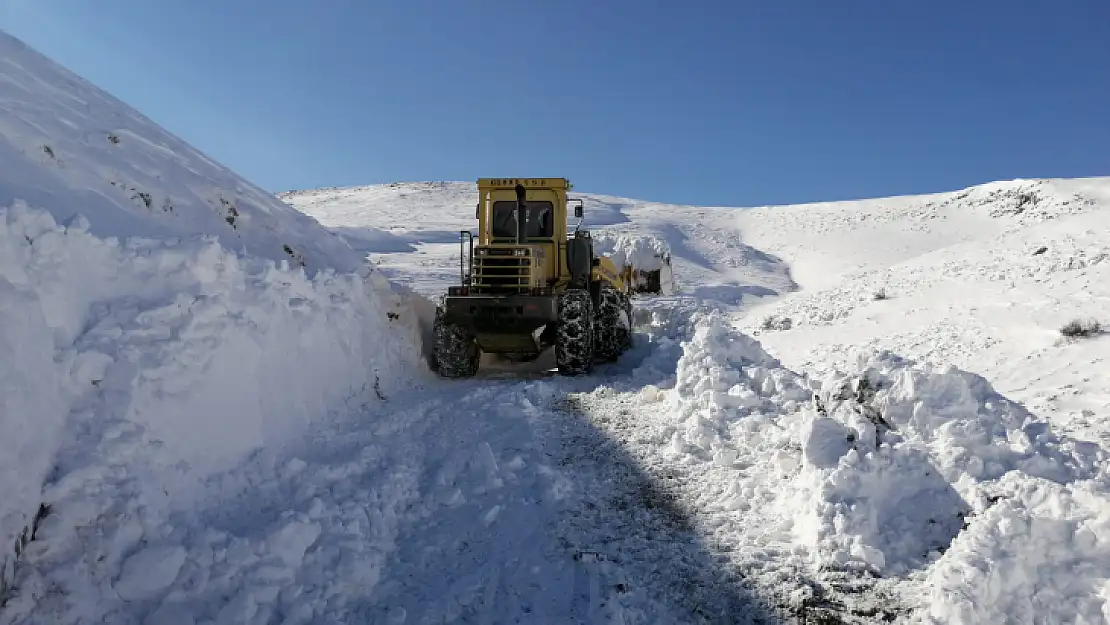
(346, 376, 782, 625)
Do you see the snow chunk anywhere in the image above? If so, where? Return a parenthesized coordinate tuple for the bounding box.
(114, 545, 187, 601)
(922, 476, 1110, 624)
(672, 311, 809, 446)
(592, 232, 671, 272)
(801, 416, 853, 469)
(592, 231, 675, 293)
(266, 520, 321, 568)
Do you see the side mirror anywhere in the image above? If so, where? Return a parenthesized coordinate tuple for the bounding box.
(574, 204, 584, 219)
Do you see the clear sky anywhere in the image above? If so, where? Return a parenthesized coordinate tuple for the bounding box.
(2, 0, 1108, 206)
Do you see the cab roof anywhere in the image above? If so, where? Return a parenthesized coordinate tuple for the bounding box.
(477, 178, 570, 190)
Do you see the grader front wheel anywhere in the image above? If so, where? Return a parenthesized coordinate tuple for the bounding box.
(433, 307, 480, 378)
(555, 290, 595, 375)
(594, 284, 632, 363)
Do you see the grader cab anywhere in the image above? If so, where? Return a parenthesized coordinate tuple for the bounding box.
(432, 178, 634, 378)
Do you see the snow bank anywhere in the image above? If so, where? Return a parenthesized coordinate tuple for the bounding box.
(0, 202, 424, 591)
(670, 311, 809, 442)
(794, 351, 1101, 574)
(0, 28, 437, 600)
(667, 313, 1110, 622)
(921, 474, 1110, 624)
(665, 311, 815, 513)
(0, 250, 65, 597)
(811, 353, 1110, 624)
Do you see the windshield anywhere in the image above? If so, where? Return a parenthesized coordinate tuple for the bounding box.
(491, 201, 554, 238)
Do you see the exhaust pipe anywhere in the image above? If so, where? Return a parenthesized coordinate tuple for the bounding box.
(515, 183, 527, 244)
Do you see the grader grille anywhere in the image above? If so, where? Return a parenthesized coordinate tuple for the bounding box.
(471, 247, 535, 294)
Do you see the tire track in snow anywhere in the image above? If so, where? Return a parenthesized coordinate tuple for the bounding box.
(354, 384, 640, 624)
(160, 397, 442, 625)
(540, 392, 781, 624)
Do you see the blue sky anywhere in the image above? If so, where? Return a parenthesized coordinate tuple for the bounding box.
(2, 0, 1107, 206)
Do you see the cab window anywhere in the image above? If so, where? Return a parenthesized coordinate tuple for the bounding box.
(491, 201, 554, 238)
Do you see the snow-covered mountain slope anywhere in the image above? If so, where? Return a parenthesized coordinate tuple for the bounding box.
(735, 178, 1110, 444)
(733, 176, 1110, 292)
(0, 28, 425, 612)
(0, 32, 361, 276)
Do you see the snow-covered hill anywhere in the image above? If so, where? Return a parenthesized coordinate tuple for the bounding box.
(280, 182, 799, 306)
(732, 178, 1110, 441)
(0, 28, 426, 613)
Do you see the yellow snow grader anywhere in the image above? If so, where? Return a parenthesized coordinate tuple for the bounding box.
(433, 178, 634, 378)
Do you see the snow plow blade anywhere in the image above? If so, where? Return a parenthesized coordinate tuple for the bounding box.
(441, 294, 558, 353)
(621, 261, 672, 295)
(594, 233, 674, 295)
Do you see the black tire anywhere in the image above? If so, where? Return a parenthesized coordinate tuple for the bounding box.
(433, 306, 480, 378)
(594, 284, 632, 363)
(556, 289, 594, 375)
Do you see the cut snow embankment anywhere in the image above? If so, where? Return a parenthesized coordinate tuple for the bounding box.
(0, 202, 426, 604)
(660, 312, 1110, 622)
(0, 26, 435, 602)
